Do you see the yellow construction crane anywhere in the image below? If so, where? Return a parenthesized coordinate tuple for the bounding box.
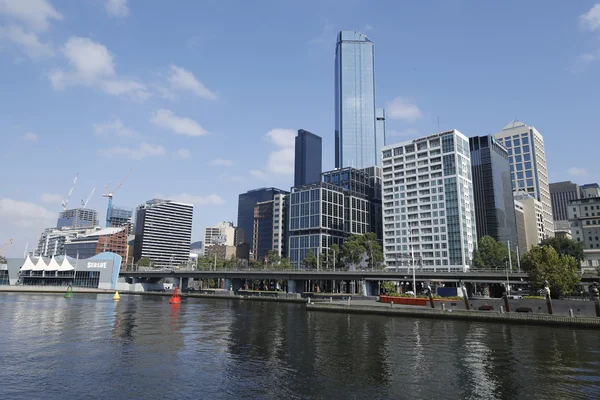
(0, 238, 13, 256)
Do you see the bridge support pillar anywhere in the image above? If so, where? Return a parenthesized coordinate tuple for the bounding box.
(224, 278, 232, 291)
(181, 277, 189, 290)
(288, 279, 306, 294)
(350, 280, 356, 294)
(231, 278, 241, 293)
(362, 281, 378, 296)
(173, 277, 181, 288)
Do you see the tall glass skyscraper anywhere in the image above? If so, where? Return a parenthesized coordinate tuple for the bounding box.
(294, 129, 322, 188)
(335, 30, 379, 169)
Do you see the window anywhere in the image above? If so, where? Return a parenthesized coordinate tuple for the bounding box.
(514, 147, 521, 155)
(513, 139, 520, 146)
(515, 155, 522, 163)
(526, 179, 534, 187)
(522, 137, 529, 145)
(524, 154, 531, 161)
(523, 145, 530, 153)
(505, 141, 511, 148)
(526, 170, 533, 178)
(517, 171, 524, 179)
(509, 156, 513, 164)
(517, 164, 523, 171)
(525, 162, 532, 169)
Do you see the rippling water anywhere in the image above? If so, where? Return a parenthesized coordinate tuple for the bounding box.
(1, 293, 599, 400)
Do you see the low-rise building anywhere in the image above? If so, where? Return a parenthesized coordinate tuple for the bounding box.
(65, 227, 128, 260)
(568, 196, 600, 271)
(514, 191, 545, 250)
(36, 226, 102, 257)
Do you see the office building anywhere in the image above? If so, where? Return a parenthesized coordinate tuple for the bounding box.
(494, 120, 554, 238)
(204, 222, 236, 248)
(513, 191, 545, 250)
(469, 135, 517, 247)
(65, 227, 128, 260)
(335, 30, 381, 169)
(513, 200, 528, 254)
(237, 187, 289, 251)
(57, 208, 98, 229)
(381, 130, 476, 270)
(568, 197, 600, 271)
(36, 226, 101, 257)
(107, 206, 133, 231)
(294, 129, 322, 187)
(581, 183, 600, 199)
(550, 181, 581, 223)
(133, 199, 193, 268)
(252, 193, 288, 261)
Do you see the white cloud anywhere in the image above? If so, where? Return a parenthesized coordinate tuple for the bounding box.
(0, 24, 54, 58)
(568, 167, 588, 177)
(0, 198, 56, 228)
(569, 50, 600, 73)
(22, 132, 38, 142)
(251, 128, 296, 179)
(99, 143, 166, 160)
(169, 193, 224, 206)
(580, 4, 600, 31)
(151, 109, 208, 136)
(0, 0, 63, 32)
(40, 193, 62, 204)
(99, 79, 150, 101)
(210, 158, 233, 167)
(168, 65, 217, 100)
(94, 117, 139, 138)
(386, 97, 423, 122)
(105, 0, 129, 18)
(177, 148, 191, 159)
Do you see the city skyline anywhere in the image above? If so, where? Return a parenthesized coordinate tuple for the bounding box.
(2, 1, 600, 256)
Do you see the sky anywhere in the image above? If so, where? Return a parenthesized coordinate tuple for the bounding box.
(1, 0, 600, 257)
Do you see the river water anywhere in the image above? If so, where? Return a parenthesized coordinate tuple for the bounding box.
(0, 293, 599, 400)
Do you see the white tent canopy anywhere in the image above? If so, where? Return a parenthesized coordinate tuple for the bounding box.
(46, 257, 60, 271)
(20, 256, 36, 272)
(32, 257, 47, 271)
(57, 257, 75, 271)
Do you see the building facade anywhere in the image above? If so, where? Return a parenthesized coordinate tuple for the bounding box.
(376, 109, 386, 165)
(335, 30, 379, 169)
(581, 183, 600, 199)
(469, 135, 518, 248)
(550, 181, 581, 223)
(237, 187, 289, 251)
(494, 120, 554, 238)
(294, 129, 322, 188)
(65, 227, 128, 260)
(107, 206, 133, 231)
(133, 199, 193, 268)
(203, 221, 236, 248)
(36, 226, 101, 257)
(513, 191, 545, 250)
(568, 197, 600, 271)
(251, 193, 289, 260)
(381, 130, 476, 270)
(57, 208, 98, 229)
(514, 200, 528, 254)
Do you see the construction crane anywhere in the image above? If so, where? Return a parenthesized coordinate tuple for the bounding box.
(103, 170, 132, 227)
(0, 238, 13, 256)
(81, 188, 96, 209)
(61, 173, 79, 211)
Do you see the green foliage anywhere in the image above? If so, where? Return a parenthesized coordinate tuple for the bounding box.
(264, 250, 281, 269)
(472, 236, 512, 270)
(521, 246, 580, 298)
(380, 281, 397, 295)
(196, 256, 213, 270)
(540, 236, 585, 263)
(250, 259, 264, 270)
(303, 249, 318, 269)
(137, 257, 153, 268)
(276, 257, 292, 270)
(523, 296, 545, 300)
(359, 232, 384, 269)
(341, 239, 364, 270)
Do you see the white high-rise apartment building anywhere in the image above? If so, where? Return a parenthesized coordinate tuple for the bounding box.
(494, 120, 554, 238)
(381, 130, 476, 271)
(204, 221, 236, 248)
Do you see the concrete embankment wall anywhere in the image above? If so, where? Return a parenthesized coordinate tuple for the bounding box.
(306, 302, 600, 329)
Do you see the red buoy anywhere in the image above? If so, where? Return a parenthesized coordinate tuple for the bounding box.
(169, 285, 181, 304)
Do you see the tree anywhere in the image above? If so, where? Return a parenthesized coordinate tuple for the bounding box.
(359, 232, 384, 269)
(341, 240, 364, 270)
(472, 236, 510, 270)
(250, 259, 263, 270)
(274, 257, 292, 270)
(264, 250, 281, 269)
(303, 249, 318, 269)
(328, 244, 341, 270)
(137, 257, 153, 268)
(521, 246, 580, 298)
(540, 236, 585, 263)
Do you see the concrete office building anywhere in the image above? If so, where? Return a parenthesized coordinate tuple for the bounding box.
(57, 208, 98, 229)
(133, 199, 193, 268)
(550, 181, 581, 223)
(581, 183, 600, 199)
(335, 30, 384, 169)
(514, 200, 528, 254)
(36, 226, 102, 257)
(204, 221, 236, 248)
(568, 197, 600, 271)
(381, 130, 476, 270)
(294, 129, 322, 188)
(494, 120, 554, 238)
(513, 191, 545, 250)
(469, 135, 518, 248)
(252, 193, 288, 260)
(65, 227, 128, 260)
(237, 188, 289, 252)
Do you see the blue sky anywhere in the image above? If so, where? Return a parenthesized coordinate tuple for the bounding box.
(1, 0, 600, 257)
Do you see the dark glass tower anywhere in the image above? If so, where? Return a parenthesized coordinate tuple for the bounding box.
(237, 188, 288, 248)
(470, 135, 518, 248)
(294, 129, 322, 188)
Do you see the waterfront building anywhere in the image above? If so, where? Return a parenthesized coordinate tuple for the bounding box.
(513, 191, 545, 250)
(204, 222, 236, 248)
(469, 135, 518, 248)
(294, 129, 322, 187)
(36, 226, 101, 257)
(493, 120, 554, 238)
(550, 181, 581, 223)
(568, 196, 600, 271)
(335, 30, 381, 169)
(133, 199, 193, 268)
(581, 183, 600, 199)
(381, 130, 476, 270)
(57, 208, 98, 229)
(237, 187, 289, 253)
(3, 252, 122, 288)
(65, 227, 128, 260)
(252, 193, 288, 260)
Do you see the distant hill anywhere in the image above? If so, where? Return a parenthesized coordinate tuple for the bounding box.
(191, 241, 203, 250)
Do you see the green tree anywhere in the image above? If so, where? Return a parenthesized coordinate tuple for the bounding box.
(522, 245, 580, 298)
(359, 232, 384, 269)
(303, 249, 318, 269)
(264, 250, 281, 269)
(137, 257, 153, 268)
(540, 236, 585, 263)
(381, 281, 397, 295)
(328, 243, 341, 270)
(196, 256, 213, 270)
(342, 240, 364, 270)
(472, 236, 510, 270)
(274, 257, 292, 270)
(250, 259, 263, 270)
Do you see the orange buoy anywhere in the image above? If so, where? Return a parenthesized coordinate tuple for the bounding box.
(169, 285, 181, 304)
